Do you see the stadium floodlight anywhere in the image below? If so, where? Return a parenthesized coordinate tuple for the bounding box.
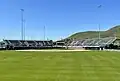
(23, 19, 26, 40)
(98, 24, 101, 39)
(98, 5, 102, 39)
(20, 9, 24, 40)
(44, 26, 46, 40)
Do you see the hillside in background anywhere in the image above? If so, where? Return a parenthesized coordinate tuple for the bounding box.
(68, 25, 120, 39)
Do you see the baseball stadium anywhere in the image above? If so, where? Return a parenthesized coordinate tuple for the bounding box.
(1, 0, 120, 81)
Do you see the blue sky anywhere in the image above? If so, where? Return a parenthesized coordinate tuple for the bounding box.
(0, 0, 120, 40)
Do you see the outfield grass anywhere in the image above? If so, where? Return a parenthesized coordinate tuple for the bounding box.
(0, 51, 120, 81)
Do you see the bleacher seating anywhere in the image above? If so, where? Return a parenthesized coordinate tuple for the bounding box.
(1, 37, 117, 49)
(9, 40, 21, 46)
(82, 39, 94, 46)
(19, 40, 28, 47)
(69, 37, 116, 47)
(36, 41, 44, 47)
(26, 41, 36, 47)
(4, 40, 11, 44)
(2, 40, 53, 49)
(0, 42, 6, 48)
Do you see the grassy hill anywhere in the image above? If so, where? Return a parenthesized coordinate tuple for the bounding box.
(68, 25, 120, 39)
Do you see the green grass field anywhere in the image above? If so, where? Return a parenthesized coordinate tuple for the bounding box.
(0, 51, 120, 81)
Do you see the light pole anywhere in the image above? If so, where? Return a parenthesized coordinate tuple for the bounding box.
(98, 5, 102, 39)
(23, 19, 26, 40)
(98, 23, 101, 39)
(20, 9, 24, 40)
(44, 26, 46, 40)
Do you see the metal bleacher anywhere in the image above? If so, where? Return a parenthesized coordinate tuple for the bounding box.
(0, 37, 117, 50)
(3, 40, 53, 49)
(69, 37, 116, 47)
(0, 42, 6, 49)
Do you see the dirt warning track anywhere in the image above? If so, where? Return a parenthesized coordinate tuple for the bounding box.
(16, 49, 90, 52)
